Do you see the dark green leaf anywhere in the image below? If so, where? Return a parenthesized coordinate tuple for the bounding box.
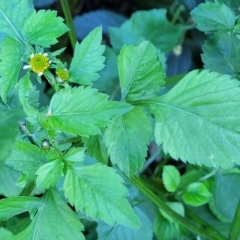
(162, 166, 181, 192)
(148, 70, 240, 168)
(22, 10, 69, 47)
(69, 26, 105, 85)
(191, 2, 236, 33)
(118, 41, 165, 102)
(63, 164, 140, 228)
(12, 188, 85, 240)
(104, 107, 152, 176)
(44, 86, 133, 136)
(202, 33, 240, 78)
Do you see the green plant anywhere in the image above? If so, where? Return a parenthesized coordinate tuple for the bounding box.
(1, 0, 240, 239)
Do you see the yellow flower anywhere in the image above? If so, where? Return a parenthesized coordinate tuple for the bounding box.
(56, 68, 69, 83)
(23, 53, 51, 76)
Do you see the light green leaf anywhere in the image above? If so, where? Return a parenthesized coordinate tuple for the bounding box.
(36, 159, 63, 190)
(97, 207, 152, 240)
(217, 0, 240, 14)
(64, 147, 86, 164)
(44, 86, 133, 136)
(210, 170, 240, 222)
(162, 166, 181, 192)
(0, 228, 13, 239)
(0, 163, 22, 197)
(202, 33, 240, 78)
(69, 26, 105, 85)
(0, 196, 42, 221)
(109, 9, 182, 53)
(118, 41, 165, 102)
(63, 164, 140, 228)
(0, 109, 23, 162)
(12, 188, 85, 240)
(104, 106, 152, 176)
(83, 135, 108, 164)
(0, 37, 24, 103)
(5, 140, 46, 182)
(182, 182, 212, 207)
(0, 0, 33, 41)
(148, 70, 240, 168)
(191, 2, 236, 33)
(154, 213, 180, 240)
(22, 10, 69, 47)
(160, 202, 185, 222)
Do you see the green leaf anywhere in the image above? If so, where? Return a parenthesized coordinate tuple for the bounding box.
(97, 207, 152, 240)
(202, 33, 240, 78)
(63, 164, 140, 228)
(148, 70, 240, 168)
(36, 159, 63, 190)
(118, 41, 165, 102)
(104, 107, 152, 176)
(154, 213, 180, 240)
(109, 9, 182, 53)
(162, 166, 181, 192)
(5, 140, 46, 182)
(22, 10, 68, 47)
(190, 2, 236, 33)
(0, 228, 13, 239)
(217, 0, 240, 14)
(160, 202, 185, 222)
(12, 188, 85, 240)
(44, 86, 133, 136)
(0, 37, 24, 103)
(0, 196, 42, 221)
(0, 0, 33, 41)
(64, 147, 86, 164)
(0, 109, 23, 162)
(210, 170, 240, 222)
(83, 135, 108, 164)
(0, 163, 22, 197)
(69, 26, 105, 85)
(182, 182, 212, 207)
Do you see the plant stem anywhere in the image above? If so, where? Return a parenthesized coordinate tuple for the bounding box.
(19, 182, 35, 196)
(60, 0, 77, 50)
(130, 175, 227, 240)
(229, 199, 240, 240)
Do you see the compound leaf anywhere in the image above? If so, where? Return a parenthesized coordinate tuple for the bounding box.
(118, 41, 165, 102)
(63, 164, 140, 229)
(104, 106, 152, 176)
(69, 26, 105, 85)
(22, 10, 69, 47)
(44, 86, 132, 136)
(148, 70, 240, 168)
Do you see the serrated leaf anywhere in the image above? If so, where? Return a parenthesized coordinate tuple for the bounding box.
(191, 2, 236, 33)
(182, 182, 211, 207)
(104, 106, 152, 176)
(5, 140, 46, 182)
(64, 147, 86, 164)
(22, 10, 68, 47)
(147, 70, 240, 168)
(0, 196, 42, 221)
(118, 41, 165, 102)
(83, 135, 108, 164)
(202, 33, 240, 78)
(109, 9, 182, 53)
(0, 109, 23, 162)
(217, 0, 240, 14)
(12, 188, 85, 240)
(0, 37, 24, 102)
(69, 26, 105, 85)
(63, 164, 140, 228)
(162, 166, 181, 192)
(210, 171, 240, 221)
(97, 207, 152, 240)
(36, 159, 63, 190)
(44, 86, 133, 136)
(0, 0, 33, 41)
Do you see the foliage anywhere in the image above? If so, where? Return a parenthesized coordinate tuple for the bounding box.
(0, 0, 240, 240)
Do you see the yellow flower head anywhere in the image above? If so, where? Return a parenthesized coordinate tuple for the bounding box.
(23, 53, 51, 76)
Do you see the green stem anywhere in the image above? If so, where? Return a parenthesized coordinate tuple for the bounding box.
(60, 0, 77, 50)
(19, 182, 35, 196)
(229, 199, 240, 240)
(130, 175, 227, 240)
